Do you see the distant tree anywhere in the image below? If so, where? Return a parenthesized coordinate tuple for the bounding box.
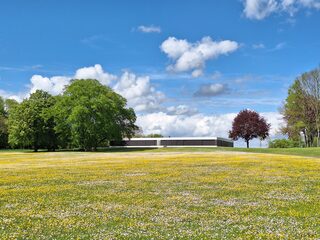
(269, 139, 300, 148)
(8, 90, 57, 151)
(133, 127, 144, 138)
(146, 133, 163, 138)
(229, 109, 270, 148)
(0, 97, 8, 148)
(54, 79, 138, 151)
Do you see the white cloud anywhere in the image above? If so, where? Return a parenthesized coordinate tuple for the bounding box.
(194, 83, 228, 97)
(74, 64, 117, 85)
(243, 0, 278, 19)
(137, 111, 284, 147)
(25, 65, 166, 113)
(113, 71, 165, 112)
(191, 69, 203, 78)
(30, 75, 70, 95)
(261, 112, 284, 136)
(160, 36, 239, 77)
(243, 0, 320, 19)
(0, 89, 24, 102)
(137, 112, 234, 138)
(29, 64, 116, 96)
(137, 25, 161, 33)
(166, 105, 198, 116)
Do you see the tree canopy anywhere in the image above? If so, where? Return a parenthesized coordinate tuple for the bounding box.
(282, 67, 320, 147)
(54, 79, 138, 151)
(8, 90, 57, 151)
(0, 97, 8, 148)
(229, 109, 270, 148)
(5, 79, 138, 151)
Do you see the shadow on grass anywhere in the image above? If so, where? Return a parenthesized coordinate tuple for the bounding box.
(0, 148, 158, 153)
(0, 149, 34, 153)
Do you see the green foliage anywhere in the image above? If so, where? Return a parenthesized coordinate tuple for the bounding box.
(146, 134, 163, 138)
(0, 97, 8, 148)
(54, 79, 138, 151)
(4, 79, 138, 151)
(269, 139, 301, 148)
(8, 91, 57, 151)
(134, 133, 164, 138)
(4, 98, 19, 111)
(282, 67, 320, 147)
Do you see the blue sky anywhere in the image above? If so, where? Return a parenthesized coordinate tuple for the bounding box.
(1, 0, 320, 145)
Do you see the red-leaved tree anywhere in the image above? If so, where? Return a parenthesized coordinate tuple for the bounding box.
(229, 109, 270, 148)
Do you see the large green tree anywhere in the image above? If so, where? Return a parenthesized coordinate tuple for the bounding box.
(8, 90, 57, 151)
(282, 67, 320, 147)
(54, 79, 138, 151)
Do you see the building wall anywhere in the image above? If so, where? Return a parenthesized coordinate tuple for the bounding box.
(160, 139, 217, 146)
(110, 137, 233, 148)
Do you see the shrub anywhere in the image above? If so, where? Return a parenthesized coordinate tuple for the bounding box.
(269, 139, 301, 148)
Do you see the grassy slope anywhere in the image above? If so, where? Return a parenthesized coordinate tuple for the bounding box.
(1, 151, 320, 238)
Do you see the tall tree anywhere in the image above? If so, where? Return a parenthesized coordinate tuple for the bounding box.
(0, 97, 8, 148)
(54, 79, 138, 151)
(282, 67, 320, 147)
(299, 68, 320, 146)
(229, 109, 270, 148)
(8, 90, 57, 151)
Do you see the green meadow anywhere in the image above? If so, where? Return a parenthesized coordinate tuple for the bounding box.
(1, 150, 320, 239)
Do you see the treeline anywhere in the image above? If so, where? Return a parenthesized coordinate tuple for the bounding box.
(282, 67, 320, 147)
(0, 79, 138, 151)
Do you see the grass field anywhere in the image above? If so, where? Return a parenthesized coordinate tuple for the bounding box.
(153, 147, 320, 158)
(1, 151, 320, 239)
(93, 146, 320, 158)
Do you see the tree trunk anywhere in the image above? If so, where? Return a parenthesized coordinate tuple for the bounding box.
(246, 140, 249, 148)
(305, 128, 309, 147)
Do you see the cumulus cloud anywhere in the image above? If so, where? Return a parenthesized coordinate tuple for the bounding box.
(166, 105, 198, 116)
(243, 0, 320, 20)
(29, 64, 116, 96)
(0, 89, 24, 102)
(30, 75, 70, 95)
(26, 64, 166, 113)
(194, 83, 228, 97)
(113, 71, 165, 112)
(243, 0, 278, 19)
(137, 25, 161, 33)
(137, 112, 283, 137)
(137, 111, 284, 147)
(160, 36, 239, 77)
(74, 64, 117, 85)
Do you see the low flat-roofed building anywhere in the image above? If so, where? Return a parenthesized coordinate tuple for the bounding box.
(110, 137, 233, 148)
